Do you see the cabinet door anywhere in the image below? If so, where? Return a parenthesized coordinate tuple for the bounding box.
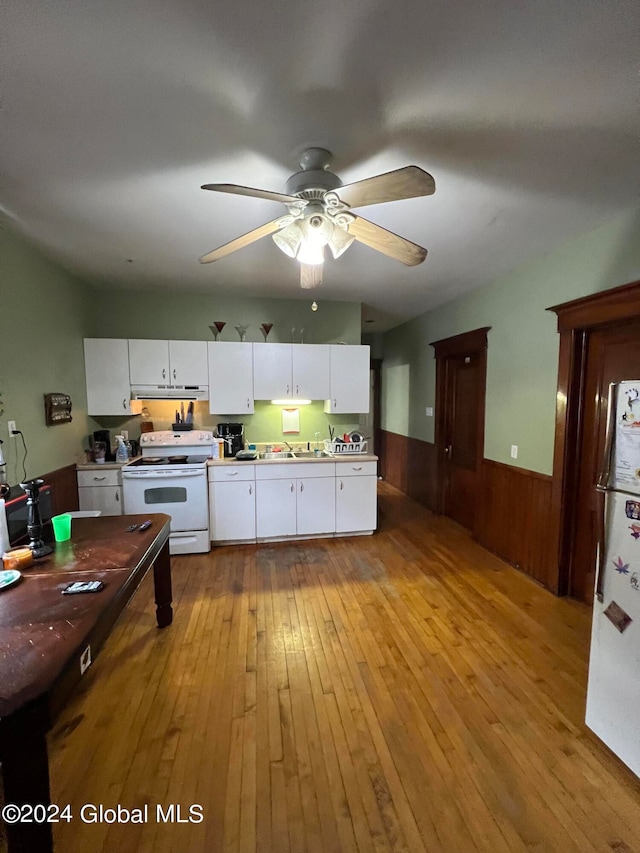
(253, 343, 292, 399)
(78, 486, 123, 516)
(256, 478, 296, 538)
(293, 344, 330, 399)
(210, 481, 256, 541)
(84, 339, 132, 416)
(335, 475, 377, 533)
(296, 477, 335, 535)
(128, 339, 170, 384)
(324, 345, 370, 413)
(169, 340, 208, 385)
(208, 343, 254, 414)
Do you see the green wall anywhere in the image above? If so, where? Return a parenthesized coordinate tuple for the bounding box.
(0, 222, 93, 482)
(381, 206, 640, 475)
(94, 400, 360, 449)
(87, 289, 361, 345)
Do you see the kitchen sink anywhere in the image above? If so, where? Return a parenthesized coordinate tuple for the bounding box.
(292, 450, 331, 458)
(257, 451, 295, 459)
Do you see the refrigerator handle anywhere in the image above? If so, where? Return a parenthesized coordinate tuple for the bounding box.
(594, 486, 607, 602)
(596, 382, 618, 490)
(594, 382, 618, 603)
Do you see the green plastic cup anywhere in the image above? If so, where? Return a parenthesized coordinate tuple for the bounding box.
(51, 513, 72, 543)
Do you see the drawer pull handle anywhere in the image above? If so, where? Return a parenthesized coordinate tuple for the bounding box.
(116, 491, 120, 501)
(353, 466, 362, 471)
(249, 485, 252, 495)
(300, 482, 304, 492)
(290, 482, 294, 492)
(340, 480, 344, 490)
(94, 476, 106, 481)
(226, 472, 238, 476)
(173, 369, 177, 379)
(122, 398, 127, 410)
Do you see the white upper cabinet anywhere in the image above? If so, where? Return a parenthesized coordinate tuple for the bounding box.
(324, 345, 370, 413)
(293, 344, 331, 399)
(253, 343, 291, 399)
(208, 342, 255, 414)
(253, 343, 331, 400)
(168, 341, 209, 385)
(84, 338, 132, 416)
(128, 340, 208, 385)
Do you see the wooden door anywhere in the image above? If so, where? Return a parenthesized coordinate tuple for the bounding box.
(569, 321, 640, 603)
(431, 328, 490, 533)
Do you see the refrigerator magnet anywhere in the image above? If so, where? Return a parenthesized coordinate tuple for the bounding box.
(603, 600, 633, 633)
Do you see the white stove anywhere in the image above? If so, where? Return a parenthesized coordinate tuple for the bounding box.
(122, 430, 214, 554)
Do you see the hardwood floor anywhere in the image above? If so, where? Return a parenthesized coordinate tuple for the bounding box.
(46, 482, 640, 852)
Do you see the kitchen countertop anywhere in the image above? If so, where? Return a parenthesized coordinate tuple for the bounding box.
(76, 458, 141, 471)
(207, 453, 378, 466)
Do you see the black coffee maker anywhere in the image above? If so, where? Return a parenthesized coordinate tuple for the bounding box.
(217, 423, 244, 458)
(93, 429, 115, 462)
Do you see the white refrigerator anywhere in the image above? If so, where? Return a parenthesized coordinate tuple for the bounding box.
(586, 380, 640, 777)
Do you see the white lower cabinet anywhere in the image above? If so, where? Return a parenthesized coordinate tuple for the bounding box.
(209, 465, 256, 542)
(77, 468, 123, 516)
(255, 478, 297, 539)
(255, 462, 336, 540)
(209, 459, 376, 543)
(335, 462, 377, 533)
(296, 477, 335, 535)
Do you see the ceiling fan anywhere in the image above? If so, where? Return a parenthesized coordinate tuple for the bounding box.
(199, 148, 435, 289)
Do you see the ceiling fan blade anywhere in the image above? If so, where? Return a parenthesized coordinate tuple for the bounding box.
(335, 166, 435, 209)
(199, 218, 285, 264)
(201, 183, 301, 205)
(300, 263, 323, 289)
(348, 215, 427, 266)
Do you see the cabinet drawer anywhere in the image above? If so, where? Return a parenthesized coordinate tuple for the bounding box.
(77, 469, 121, 488)
(335, 461, 377, 477)
(209, 464, 255, 482)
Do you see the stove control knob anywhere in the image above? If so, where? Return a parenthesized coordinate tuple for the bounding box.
(149, 435, 156, 441)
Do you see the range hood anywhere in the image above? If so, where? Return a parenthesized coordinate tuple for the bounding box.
(130, 385, 209, 401)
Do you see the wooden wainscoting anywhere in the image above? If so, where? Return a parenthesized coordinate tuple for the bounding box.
(477, 460, 555, 589)
(381, 431, 556, 590)
(380, 430, 438, 512)
(43, 463, 79, 515)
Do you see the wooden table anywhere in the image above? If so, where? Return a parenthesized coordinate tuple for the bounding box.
(0, 513, 172, 853)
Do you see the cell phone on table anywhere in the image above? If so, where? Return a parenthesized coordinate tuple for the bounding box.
(62, 580, 105, 595)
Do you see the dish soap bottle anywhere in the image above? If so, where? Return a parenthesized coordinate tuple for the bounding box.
(115, 435, 129, 463)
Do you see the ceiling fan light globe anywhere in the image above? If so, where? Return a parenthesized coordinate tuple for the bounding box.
(328, 228, 355, 259)
(297, 242, 324, 266)
(272, 224, 302, 258)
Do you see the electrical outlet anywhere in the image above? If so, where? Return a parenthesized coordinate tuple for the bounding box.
(8, 420, 17, 438)
(511, 445, 518, 459)
(425, 407, 433, 417)
(121, 429, 128, 440)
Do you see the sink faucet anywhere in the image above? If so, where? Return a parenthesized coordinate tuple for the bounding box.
(283, 440, 293, 451)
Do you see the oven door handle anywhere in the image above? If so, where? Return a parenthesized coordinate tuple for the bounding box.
(122, 469, 204, 479)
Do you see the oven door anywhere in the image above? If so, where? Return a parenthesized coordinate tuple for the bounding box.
(121, 467, 208, 531)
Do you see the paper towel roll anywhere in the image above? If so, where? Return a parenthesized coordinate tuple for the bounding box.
(0, 499, 10, 555)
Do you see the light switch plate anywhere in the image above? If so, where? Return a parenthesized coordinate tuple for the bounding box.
(511, 445, 518, 459)
(426, 407, 433, 417)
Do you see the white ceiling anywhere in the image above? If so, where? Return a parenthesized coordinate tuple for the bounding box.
(2, 0, 639, 331)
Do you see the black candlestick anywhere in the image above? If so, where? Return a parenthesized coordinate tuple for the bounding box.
(19, 478, 53, 558)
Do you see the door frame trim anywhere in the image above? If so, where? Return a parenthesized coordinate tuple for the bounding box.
(430, 327, 491, 533)
(548, 279, 640, 595)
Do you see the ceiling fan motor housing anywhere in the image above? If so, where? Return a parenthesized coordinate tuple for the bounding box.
(285, 147, 343, 198)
